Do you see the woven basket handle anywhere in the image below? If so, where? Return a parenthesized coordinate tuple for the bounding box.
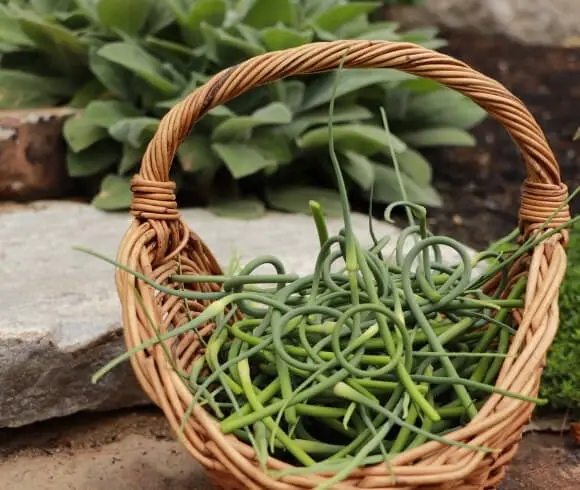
(132, 40, 569, 233)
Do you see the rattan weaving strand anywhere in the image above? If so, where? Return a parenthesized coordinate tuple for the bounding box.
(115, 41, 570, 489)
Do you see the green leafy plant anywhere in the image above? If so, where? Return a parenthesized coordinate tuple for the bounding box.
(0, 0, 486, 216)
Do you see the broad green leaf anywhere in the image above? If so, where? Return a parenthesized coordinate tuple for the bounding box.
(416, 39, 448, 50)
(186, 0, 226, 25)
(143, 1, 176, 34)
(0, 70, 74, 108)
(157, 0, 188, 20)
(155, 96, 183, 110)
(399, 28, 447, 50)
(145, 36, 197, 58)
(355, 24, 401, 41)
(241, 101, 293, 122)
(53, 10, 89, 24)
(0, 42, 20, 54)
(137, 68, 179, 105)
(72, 0, 99, 22)
(265, 186, 343, 217)
(92, 174, 132, 210)
(209, 198, 266, 220)
(201, 23, 265, 61)
(251, 131, 293, 164)
(0, 8, 35, 47)
(15, 10, 88, 73)
(84, 100, 142, 128)
(243, 0, 295, 29)
(399, 27, 441, 41)
(406, 89, 487, 130)
(89, 48, 133, 100)
(261, 26, 313, 51)
(212, 102, 292, 140)
(225, 85, 270, 114)
(297, 124, 407, 156)
(371, 165, 442, 207)
(236, 24, 264, 49)
(397, 78, 442, 95)
(339, 15, 370, 38)
(156, 73, 210, 109)
(285, 105, 372, 138)
(343, 151, 375, 190)
(109, 117, 159, 147)
(29, 0, 74, 14)
(283, 81, 305, 113)
(307, 25, 336, 41)
(182, 0, 226, 44)
(301, 69, 414, 110)
(312, 2, 380, 32)
(399, 127, 477, 148)
(66, 140, 121, 177)
(119, 143, 144, 174)
(232, 0, 256, 20)
(311, 25, 337, 41)
(347, 20, 399, 38)
(392, 148, 432, 187)
(208, 105, 236, 117)
(304, 0, 337, 17)
(63, 113, 107, 152)
(97, 0, 154, 37)
(97, 42, 178, 94)
(370, 164, 442, 207)
(178, 134, 219, 173)
(68, 80, 107, 108)
(212, 143, 277, 179)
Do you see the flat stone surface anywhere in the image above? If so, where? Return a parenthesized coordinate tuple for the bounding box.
(0, 201, 476, 429)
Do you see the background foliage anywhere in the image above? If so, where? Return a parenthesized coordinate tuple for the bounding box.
(0, 0, 485, 217)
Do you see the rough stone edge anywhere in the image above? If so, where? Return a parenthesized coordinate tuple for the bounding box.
(0, 326, 150, 429)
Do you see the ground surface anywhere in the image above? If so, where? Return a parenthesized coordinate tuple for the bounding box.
(0, 407, 578, 490)
(412, 30, 580, 249)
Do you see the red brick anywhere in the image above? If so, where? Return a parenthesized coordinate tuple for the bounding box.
(0, 107, 76, 201)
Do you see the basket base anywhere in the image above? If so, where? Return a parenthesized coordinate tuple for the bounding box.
(204, 467, 507, 490)
(207, 472, 247, 490)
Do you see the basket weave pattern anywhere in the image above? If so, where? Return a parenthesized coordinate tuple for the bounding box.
(115, 41, 570, 489)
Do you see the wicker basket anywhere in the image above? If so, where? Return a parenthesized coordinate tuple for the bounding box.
(115, 41, 571, 489)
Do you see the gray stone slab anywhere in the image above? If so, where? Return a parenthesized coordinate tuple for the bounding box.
(390, 0, 580, 46)
(0, 201, 478, 428)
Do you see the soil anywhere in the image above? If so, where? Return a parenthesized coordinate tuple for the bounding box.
(418, 30, 580, 249)
(0, 407, 578, 490)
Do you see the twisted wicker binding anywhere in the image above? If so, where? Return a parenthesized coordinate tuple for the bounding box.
(116, 41, 570, 489)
